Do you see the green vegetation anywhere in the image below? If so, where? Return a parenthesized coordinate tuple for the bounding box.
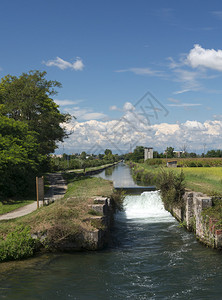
(157, 169, 185, 208)
(51, 149, 121, 172)
(0, 176, 117, 261)
(0, 200, 34, 215)
(0, 226, 37, 262)
(130, 158, 222, 196)
(174, 167, 222, 196)
(0, 70, 70, 200)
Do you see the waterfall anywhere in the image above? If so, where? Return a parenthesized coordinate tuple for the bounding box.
(117, 191, 174, 223)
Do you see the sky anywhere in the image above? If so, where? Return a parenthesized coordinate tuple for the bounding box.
(1, 0, 222, 154)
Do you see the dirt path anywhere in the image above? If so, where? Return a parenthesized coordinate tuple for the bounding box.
(0, 173, 67, 221)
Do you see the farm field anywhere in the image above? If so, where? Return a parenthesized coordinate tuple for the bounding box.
(174, 167, 222, 196)
(130, 161, 222, 196)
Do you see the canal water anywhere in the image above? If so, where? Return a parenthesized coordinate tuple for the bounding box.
(1, 163, 222, 299)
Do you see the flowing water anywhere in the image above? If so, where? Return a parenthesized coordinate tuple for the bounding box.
(1, 164, 222, 299)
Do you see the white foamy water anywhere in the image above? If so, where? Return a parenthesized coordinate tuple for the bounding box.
(119, 191, 174, 223)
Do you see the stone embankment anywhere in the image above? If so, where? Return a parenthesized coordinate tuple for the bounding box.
(84, 196, 114, 250)
(171, 191, 222, 249)
(46, 196, 114, 252)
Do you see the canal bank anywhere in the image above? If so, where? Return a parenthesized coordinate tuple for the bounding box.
(2, 163, 222, 299)
(169, 191, 222, 249)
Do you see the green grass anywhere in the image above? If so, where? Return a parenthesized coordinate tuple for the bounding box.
(67, 163, 117, 174)
(174, 167, 222, 196)
(0, 200, 35, 215)
(131, 162, 222, 196)
(64, 175, 113, 199)
(0, 176, 114, 242)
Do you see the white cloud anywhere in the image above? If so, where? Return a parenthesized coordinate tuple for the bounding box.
(168, 103, 201, 107)
(116, 67, 165, 77)
(59, 109, 222, 154)
(43, 57, 84, 71)
(109, 105, 119, 111)
(81, 112, 107, 120)
(186, 44, 222, 71)
(55, 99, 83, 106)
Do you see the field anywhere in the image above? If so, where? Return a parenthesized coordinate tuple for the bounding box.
(130, 161, 222, 196)
(174, 167, 222, 196)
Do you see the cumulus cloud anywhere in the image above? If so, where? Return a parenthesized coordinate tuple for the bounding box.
(186, 44, 222, 71)
(43, 57, 84, 71)
(60, 114, 222, 154)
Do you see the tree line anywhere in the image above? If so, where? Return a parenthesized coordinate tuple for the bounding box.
(125, 146, 222, 163)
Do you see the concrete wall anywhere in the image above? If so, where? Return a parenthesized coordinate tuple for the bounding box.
(171, 191, 222, 249)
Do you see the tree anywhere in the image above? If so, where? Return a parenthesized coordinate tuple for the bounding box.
(165, 147, 175, 159)
(104, 149, 112, 156)
(0, 70, 71, 155)
(80, 151, 87, 160)
(0, 116, 44, 198)
(131, 146, 144, 162)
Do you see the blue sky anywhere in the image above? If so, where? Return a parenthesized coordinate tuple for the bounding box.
(1, 0, 222, 154)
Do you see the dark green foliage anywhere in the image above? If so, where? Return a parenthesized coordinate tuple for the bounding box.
(128, 146, 145, 162)
(165, 146, 175, 158)
(0, 226, 37, 262)
(0, 116, 44, 198)
(0, 70, 71, 155)
(157, 169, 185, 208)
(206, 149, 222, 157)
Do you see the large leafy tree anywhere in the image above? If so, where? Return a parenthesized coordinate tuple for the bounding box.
(132, 146, 145, 162)
(0, 116, 44, 198)
(165, 147, 175, 158)
(0, 70, 71, 155)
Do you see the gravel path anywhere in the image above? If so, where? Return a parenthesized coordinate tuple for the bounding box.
(0, 173, 67, 221)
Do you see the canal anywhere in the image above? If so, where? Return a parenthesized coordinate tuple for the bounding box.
(1, 163, 222, 299)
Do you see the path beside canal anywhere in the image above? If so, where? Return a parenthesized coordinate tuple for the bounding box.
(0, 173, 67, 221)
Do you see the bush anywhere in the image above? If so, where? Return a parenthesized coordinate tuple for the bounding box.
(157, 169, 185, 209)
(145, 158, 163, 166)
(188, 162, 197, 167)
(0, 225, 37, 262)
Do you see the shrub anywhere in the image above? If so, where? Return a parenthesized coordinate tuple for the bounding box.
(188, 162, 197, 167)
(157, 169, 185, 209)
(0, 225, 37, 262)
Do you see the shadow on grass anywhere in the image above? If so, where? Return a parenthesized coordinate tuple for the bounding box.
(62, 172, 91, 184)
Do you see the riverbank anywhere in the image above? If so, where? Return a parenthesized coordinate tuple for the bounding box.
(0, 175, 122, 262)
(129, 161, 222, 249)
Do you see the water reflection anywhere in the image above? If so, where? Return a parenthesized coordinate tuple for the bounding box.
(94, 162, 140, 187)
(105, 166, 114, 177)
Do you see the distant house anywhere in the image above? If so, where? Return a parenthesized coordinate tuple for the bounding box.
(173, 150, 184, 158)
(167, 160, 177, 168)
(144, 147, 153, 160)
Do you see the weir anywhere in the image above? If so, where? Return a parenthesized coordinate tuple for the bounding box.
(117, 191, 173, 223)
(115, 186, 156, 194)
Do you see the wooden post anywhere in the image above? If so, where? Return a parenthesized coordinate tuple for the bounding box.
(36, 176, 44, 209)
(36, 177, 39, 209)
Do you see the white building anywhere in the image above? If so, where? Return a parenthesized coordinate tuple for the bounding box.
(144, 147, 153, 160)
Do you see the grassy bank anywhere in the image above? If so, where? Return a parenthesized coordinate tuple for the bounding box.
(0, 176, 116, 262)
